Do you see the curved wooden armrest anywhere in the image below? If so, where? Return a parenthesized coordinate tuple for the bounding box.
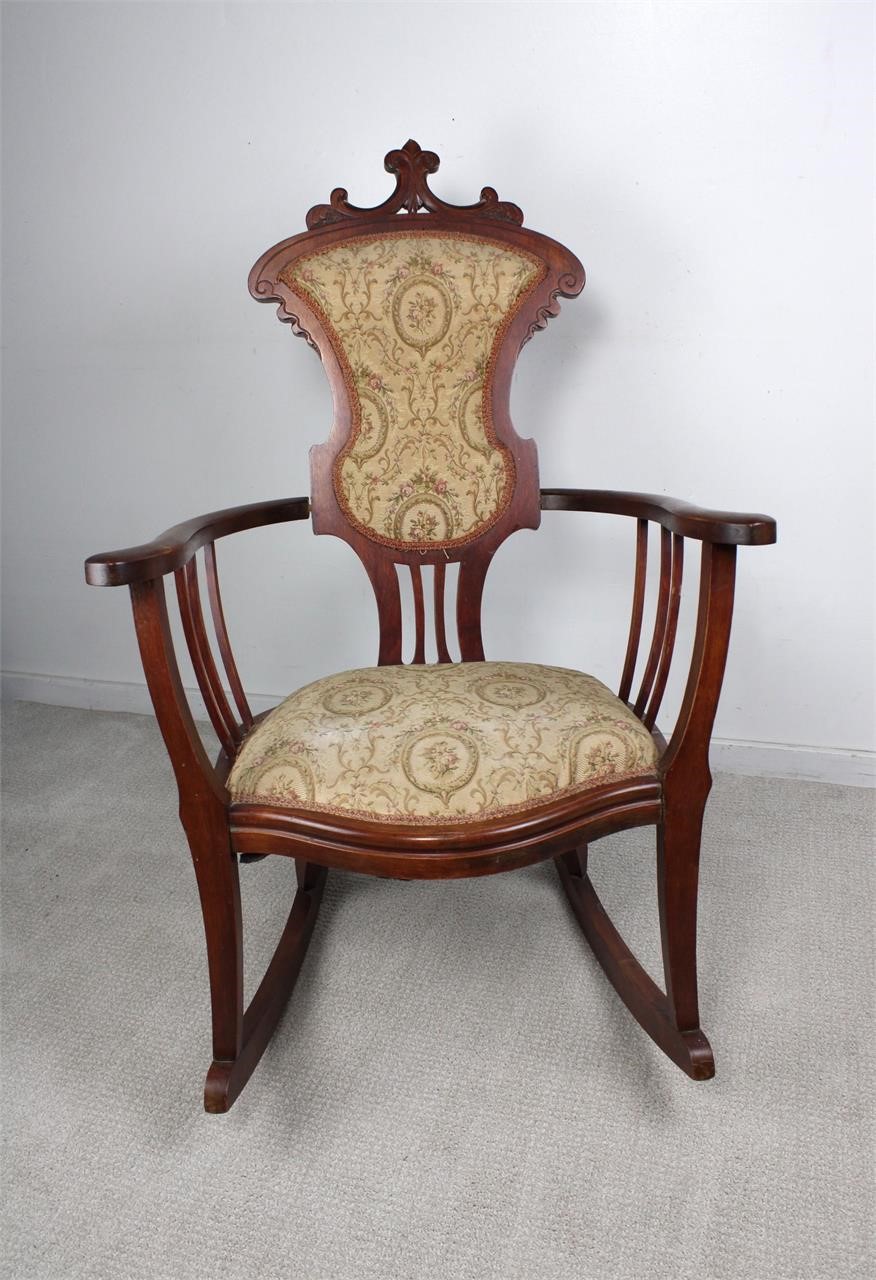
(85, 496, 310, 587)
(540, 488, 776, 546)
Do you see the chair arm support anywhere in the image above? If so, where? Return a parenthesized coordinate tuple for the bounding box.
(540, 488, 776, 546)
(660, 542, 737, 793)
(130, 577, 228, 812)
(84, 496, 310, 586)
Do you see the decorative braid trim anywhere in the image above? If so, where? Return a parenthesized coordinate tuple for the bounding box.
(230, 765, 655, 827)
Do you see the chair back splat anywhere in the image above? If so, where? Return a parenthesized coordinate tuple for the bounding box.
(248, 140, 585, 664)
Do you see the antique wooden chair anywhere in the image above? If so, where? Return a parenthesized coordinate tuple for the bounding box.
(85, 141, 776, 1112)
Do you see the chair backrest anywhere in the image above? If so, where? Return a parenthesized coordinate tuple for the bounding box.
(249, 140, 584, 663)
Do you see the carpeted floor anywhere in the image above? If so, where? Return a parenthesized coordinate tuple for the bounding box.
(1, 700, 873, 1280)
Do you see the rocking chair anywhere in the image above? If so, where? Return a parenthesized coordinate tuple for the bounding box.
(85, 141, 776, 1112)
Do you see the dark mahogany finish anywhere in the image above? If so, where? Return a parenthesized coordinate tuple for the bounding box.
(85, 142, 776, 1111)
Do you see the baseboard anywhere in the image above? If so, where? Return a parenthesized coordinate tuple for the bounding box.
(708, 739, 874, 788)
(0, 670, 280, 722)
(3, 669, 874, 788)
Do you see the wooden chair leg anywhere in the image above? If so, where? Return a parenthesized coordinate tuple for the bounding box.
(190, 829, 244, 1073)
(657, 811, 704, 1035)
(556, 825, 714, 1080)
(191, 831, 327, 1113)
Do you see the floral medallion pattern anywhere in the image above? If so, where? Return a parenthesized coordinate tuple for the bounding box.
(280, 233, 544, 549)
(228, 662, 658, 824)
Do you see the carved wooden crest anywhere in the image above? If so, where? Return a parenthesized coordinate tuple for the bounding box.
(305, 138, 526, 229)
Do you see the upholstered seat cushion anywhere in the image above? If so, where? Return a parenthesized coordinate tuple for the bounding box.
(228, 662, 658, 826)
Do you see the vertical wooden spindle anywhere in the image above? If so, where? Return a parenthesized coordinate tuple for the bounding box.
(174, 558, 239, 756)
(434, 562, 452, 664)
(634, 526, 672, 718)
(644, 534, 684, 730)
(409, 564, 426, 664)
(619, 519, 649, 703)
(204, 542, 253, 732)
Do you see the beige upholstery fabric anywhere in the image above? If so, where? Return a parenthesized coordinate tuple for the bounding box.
(280, 233, 544, 550)
(228, 662, 658, 825)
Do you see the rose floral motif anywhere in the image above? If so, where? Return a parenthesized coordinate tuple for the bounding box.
(408, 511, 439, 541)
(381, 466, 461, 545)
(585, 743, 619, 772)
(321, 679, 392, 717)
(336, 690, 372, 709)
(473, 675, 546, 709)
(399, 722, 480, 802)
(406, 291, 437, 333)
(422, 740, 460, 778)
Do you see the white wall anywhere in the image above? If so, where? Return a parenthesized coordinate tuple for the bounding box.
(2, 1, 873, 782)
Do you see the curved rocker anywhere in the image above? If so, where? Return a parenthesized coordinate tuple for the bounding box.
(204, 860, 326, 1113)
(556, 848, 714, 1079)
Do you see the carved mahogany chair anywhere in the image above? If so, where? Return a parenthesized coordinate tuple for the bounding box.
(85, 141, 776, 1112)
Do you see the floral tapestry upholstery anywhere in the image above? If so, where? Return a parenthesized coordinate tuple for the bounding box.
(279, 233, 545, 550)
(228, 662, 658, 825)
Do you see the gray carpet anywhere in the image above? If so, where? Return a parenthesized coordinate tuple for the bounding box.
(1, 701, 873, 1280)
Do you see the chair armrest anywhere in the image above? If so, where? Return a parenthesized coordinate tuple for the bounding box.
(84, 496, 310, 586)
(541, 489, 775, 788)
(540, 488, 776, 546)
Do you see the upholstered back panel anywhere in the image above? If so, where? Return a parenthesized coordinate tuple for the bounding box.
(279, 232, 545, 551)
